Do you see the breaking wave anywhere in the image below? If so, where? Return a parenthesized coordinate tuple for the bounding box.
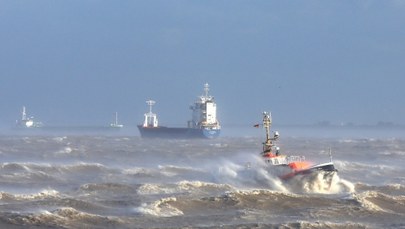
(134, 197, 183, 217)
(137, 181, 233, 196)
(0, 189, 60, 201)
(351, 191, 405, 214)
(285, 172, 355, 194)
(209, 154, 354, 194)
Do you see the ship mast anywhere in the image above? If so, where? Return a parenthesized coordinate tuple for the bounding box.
(110, 111, 123, 128)
(146, 100, 155, 114)
(204, 83, 209, 98)
(22, 106, 27, 121)
(262, 112, 278, 155)
(200, 83, 213, 102)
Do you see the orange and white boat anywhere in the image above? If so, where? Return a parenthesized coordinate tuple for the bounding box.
(258, 112, 337, 180)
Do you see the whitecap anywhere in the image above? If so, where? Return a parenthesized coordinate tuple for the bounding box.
(55, 147, 73, 154)
(133, 197, 183, 217)
(286, 172, 355, 194)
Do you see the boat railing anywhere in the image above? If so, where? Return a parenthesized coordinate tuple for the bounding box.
(266, 155, 306, 166)
(285, 155, 306, 164)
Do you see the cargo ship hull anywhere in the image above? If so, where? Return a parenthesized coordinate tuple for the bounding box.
(137, 125, 220, 139)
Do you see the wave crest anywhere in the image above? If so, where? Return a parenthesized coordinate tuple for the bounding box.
(134, 197, 183, 217)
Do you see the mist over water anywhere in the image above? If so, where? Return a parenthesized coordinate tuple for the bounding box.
(0, 128, 404, 228)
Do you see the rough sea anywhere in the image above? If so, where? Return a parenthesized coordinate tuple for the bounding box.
(0, 127, 404, 228)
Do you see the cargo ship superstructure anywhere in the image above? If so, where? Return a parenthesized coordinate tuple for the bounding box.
(137, 83, 221, 139)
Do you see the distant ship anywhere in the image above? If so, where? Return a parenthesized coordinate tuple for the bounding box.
(137, 83, 221, 139)
(15, 106, 123, 133)
(110, 112, 124, 129)
(16, 106, 43, 128)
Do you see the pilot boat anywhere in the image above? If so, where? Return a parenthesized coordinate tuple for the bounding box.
(257, 112, 337, 180)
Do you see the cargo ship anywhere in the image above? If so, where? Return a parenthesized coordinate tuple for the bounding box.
(137, 83, 221, 139)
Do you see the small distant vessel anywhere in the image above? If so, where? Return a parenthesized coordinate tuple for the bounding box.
(137, 83, 221, 139)
(15, 106, 122, 133)
(16, 106, 43, 128)
(110, 112, 124, 128)
(257, 112, 336, 180)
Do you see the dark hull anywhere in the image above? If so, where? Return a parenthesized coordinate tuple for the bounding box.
(137, 125, 220, 139)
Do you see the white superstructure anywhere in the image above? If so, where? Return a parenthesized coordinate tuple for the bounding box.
(17, 106, 43, 128)
(188, 83, 221, 130)
(142, 100, 159, 128)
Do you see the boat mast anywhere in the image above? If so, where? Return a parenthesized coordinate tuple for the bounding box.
(146, 100, 155, 114)
(22, 106, 27, 121)
(262, 112, 278, 155)
(263, 112, 272, 153)
(204, 83, 209, 98)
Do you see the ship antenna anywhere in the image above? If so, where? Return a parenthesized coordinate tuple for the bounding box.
(22, 106, 27, 121)
(204, 83, 210, 98)
(146, 100, 156, 114)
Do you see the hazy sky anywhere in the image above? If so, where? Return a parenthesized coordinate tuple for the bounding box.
(1, 0, 404, 128)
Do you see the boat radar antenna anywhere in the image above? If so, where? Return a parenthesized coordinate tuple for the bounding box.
(146, 100, 156, 114)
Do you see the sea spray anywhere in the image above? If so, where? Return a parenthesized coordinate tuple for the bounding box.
(208, 153, 356, 194)
(285, 172, 355, 194)
(210, 153, 289, 192)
